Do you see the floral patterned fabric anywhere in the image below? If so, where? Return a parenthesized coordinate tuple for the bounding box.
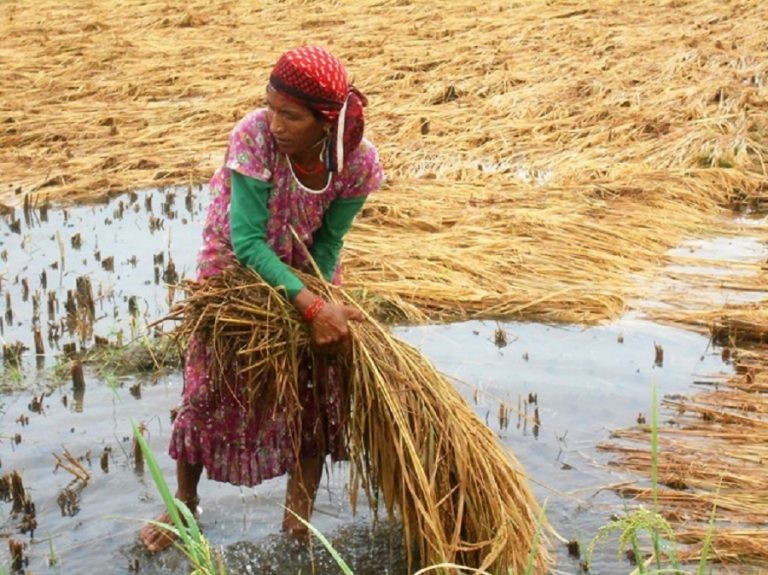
(169, 108, 383, 486)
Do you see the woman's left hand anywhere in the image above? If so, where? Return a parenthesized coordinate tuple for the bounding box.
(309, 302, 363, 347)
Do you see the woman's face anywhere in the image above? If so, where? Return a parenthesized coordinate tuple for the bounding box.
(265, 89, 328, 157)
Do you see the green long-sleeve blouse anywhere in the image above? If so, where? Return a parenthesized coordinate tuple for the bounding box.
(229, 170, 366, 300)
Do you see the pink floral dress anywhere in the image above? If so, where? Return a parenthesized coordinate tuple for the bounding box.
(169, 109, 384, 486)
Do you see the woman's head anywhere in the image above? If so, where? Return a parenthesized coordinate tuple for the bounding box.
(267, 46, 366, 172)
(265, 88, 329, 159)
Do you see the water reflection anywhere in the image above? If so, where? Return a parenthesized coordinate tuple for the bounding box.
(0, 187, 762, 574)
(0, 185, 206, 376)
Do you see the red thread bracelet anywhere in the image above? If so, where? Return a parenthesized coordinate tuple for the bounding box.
(302, 297, 326, 322)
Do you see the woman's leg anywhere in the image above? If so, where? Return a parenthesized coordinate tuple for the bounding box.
(140, 459, 204, 552)
(176, 459, 204, 508)
(282, 456, 324, 538)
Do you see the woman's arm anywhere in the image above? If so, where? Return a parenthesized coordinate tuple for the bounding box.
(229, 171, 362, 341)
(229, 171, 304, 299)
(310, 195, 367, 281)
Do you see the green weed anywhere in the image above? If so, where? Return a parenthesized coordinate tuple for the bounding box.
(47, 535, 58, 567)
(282, 507, 354, 575)
(585, 382, 719, 575)
(133, 423, 226, 575)
(0, 364, 23, 390)
(696, 497, 719, 575)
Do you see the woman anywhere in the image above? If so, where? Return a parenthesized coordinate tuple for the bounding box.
(140, 46, 384, 552)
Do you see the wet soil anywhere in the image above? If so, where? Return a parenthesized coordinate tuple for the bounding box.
(1, 187, 765, 574)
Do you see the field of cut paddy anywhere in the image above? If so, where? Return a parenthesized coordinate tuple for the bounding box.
(2, 0, 768, 573)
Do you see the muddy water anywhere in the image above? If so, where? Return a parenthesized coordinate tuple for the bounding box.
(0, 188, 764, 574)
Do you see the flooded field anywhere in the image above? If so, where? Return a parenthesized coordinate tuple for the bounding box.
(1, 187, 765, 574)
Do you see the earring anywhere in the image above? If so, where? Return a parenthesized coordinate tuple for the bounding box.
(318, 136, 328, 157)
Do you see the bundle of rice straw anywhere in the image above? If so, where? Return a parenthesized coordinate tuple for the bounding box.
(163, 265, 550, 573)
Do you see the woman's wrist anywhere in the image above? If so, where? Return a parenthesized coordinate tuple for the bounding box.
(293, 289, 326, 322)
(302, 296, 326, 322)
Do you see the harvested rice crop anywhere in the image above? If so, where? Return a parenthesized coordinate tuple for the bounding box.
(161, 265, 550, 573)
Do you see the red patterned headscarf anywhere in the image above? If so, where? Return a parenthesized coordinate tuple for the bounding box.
(269, 46, 367, 173)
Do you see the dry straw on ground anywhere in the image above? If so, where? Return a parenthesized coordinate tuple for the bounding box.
(601, 253, 768, 568)
(2, 0, 767, 324)
(162, 266, 549, 573)
(3, 0, 768, 569)
(599, 321, 768, 566)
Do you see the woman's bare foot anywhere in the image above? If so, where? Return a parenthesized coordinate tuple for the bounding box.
(282, 524, 311, 543)
(140, 461, 204, 552)
(140, 498, 200, 553)
(281, 456, 323, 541)
(140, 511, 177, 552)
